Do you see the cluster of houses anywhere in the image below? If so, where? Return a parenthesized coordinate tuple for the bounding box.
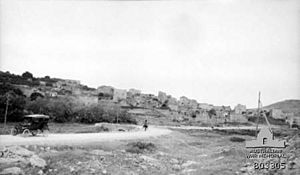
(97, 86, 299, 126)
(96, 86, 255, 124)
(13, 77, 299, 127)
(13, 79, 82, 98)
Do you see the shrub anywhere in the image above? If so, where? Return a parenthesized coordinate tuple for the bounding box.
(25, 96, 137, 124)
(208, 109, 217, 118)
(126, 142, 156, 154)
(22, 71, 33, 79)
(26, 97, 76, 123)
(30, 92, 44, 101)
(96, 125, 110, 132)
(75, 104, 137, 124)
(75, 105, 106, 124)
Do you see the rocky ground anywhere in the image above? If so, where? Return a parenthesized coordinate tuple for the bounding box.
(0, 127, 299, 175)
(0, 144, 201, 175)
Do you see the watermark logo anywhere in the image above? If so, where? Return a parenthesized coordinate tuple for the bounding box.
(245, 127, 287, 171)
(246, 127, 286, 148)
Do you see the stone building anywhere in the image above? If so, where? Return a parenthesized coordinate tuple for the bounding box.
(269, 109, 285, 119)
(179, 96, 190, 106)
(234, 104, 247, 114)
(128, 89, 141, 96)
(198, 103, 214, 111)
(113, 89, 127, 102)
(179, 96, 198, 109)
(230, 114, 248, 123)
(158, 91, 168, 104)
(97, 86, 114, 100)
(54, 79, 80, 89)
(168, 97, 179, 111)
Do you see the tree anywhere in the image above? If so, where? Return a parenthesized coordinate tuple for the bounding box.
(30, 92, 44, 101)
(0, 84, 26, 122)
(3, 91, 12, 129)
(22, 71, 33, 79)
(208, 108, 217, 119)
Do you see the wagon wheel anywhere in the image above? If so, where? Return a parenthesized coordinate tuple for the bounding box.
(42, 129, 50, 137)
(37, 129, 43, 135)
(22, 129, 31, 137)
(11, 128, 18, 136)
(31, 130, 38, 136)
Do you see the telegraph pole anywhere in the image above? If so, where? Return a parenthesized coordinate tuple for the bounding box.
(255, 91, 261, 136)
(3, 92, 10, 130)
(255, 92, 273, 136)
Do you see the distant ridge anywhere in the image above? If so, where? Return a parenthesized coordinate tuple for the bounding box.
(263, 99, 300, 116)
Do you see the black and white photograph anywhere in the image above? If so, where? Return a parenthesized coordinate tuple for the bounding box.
(0, 0, 299, 174)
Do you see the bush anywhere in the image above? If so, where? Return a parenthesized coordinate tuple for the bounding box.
(25, 97, 137, 124)
(30, 92, 44, 101)
(126, 142, 156, 154)
(75, 104, 106, 124)
(22, 71, 33, 79)
(26, 97, 76, 123)
(208, 109, 217, 118)
(75, 104, 137, 124)
(248, 116, 287, 126)
(96, 125, 110, 132)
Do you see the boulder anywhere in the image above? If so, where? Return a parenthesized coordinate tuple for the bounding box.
(90, 150, 112, 156)
(182, 169, 197, 173)
(140, 155, 158, 163)
(172, 164, 181, 171)
(29, 155, 47, 168)
(0, 157, 26, 164)
(0, 167, 24, 175)
(182, 160, 197, 167)
(170, 158, 179, 164)
(7, 146, 34, 157)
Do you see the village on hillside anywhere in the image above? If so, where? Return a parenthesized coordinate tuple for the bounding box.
(1, 71, 298, 128)
(1, 71, 300, 175)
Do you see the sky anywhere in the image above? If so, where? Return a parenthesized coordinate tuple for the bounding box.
(0, 0, 299, 108)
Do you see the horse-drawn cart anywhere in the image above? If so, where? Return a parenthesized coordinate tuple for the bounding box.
(11, 114, 50, 136)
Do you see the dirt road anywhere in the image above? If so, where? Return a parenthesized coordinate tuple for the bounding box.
(0, 125, 270, 146)
(0, 127, 172, 146)
(161, 125, 272, 130)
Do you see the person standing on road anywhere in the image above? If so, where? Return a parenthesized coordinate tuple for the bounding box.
(143, 120, 148, 131)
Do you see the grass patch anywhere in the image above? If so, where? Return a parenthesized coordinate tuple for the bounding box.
(225, 122, 252, 126)
(125, 141, 156, 154)
(214, 127, 298, 139)
(230, 137, 245, 142)
(213, 129, 257, 136)
(247, 116, 288, 126)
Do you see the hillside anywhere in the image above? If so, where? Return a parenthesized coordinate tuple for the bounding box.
(263, 99, 300, 116)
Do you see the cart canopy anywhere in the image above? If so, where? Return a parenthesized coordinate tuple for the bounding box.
(24, 114, 50, 119)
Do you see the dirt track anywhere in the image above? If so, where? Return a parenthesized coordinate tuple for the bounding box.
(0, 127, 172, 146)
(161, 125, 269, 130)
(0, 125, 269, 146)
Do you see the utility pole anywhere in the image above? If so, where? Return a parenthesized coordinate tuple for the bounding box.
(116, 109, 119, 124)
(255, 91, 261, 136)
(255, 92, 272, 136)
(3, 92, 10, 130)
